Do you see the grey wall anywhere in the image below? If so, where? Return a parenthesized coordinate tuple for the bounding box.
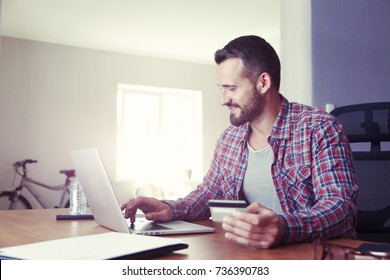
(312, 0, 390, 109)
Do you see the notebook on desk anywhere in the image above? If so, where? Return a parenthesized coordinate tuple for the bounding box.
(68, 148, 215, 236)
(0, 232, 188, 260)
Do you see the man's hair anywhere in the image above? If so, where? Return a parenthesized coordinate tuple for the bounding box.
(214, 35, 281, 91)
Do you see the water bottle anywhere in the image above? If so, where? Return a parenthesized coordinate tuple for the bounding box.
(69, 173, 87, 215)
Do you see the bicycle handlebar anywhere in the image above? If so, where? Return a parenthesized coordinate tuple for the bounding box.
(13, 159, 38, 168)
(13, 159, 38, 177)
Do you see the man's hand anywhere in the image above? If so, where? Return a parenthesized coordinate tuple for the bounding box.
(120, 196, 173, 224)
(222, 202, 286, 249)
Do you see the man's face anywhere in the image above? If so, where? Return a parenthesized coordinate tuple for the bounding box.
(216, 58, 264, 126)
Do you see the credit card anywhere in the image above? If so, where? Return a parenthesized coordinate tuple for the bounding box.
(208, 199, 247, 222)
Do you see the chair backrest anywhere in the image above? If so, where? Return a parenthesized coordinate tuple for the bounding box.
(331, 102, 390, 234)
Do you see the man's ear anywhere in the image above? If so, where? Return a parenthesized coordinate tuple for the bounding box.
(256, 72, 272, 95)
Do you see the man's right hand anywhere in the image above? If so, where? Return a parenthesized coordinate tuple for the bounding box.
(120, 196, 173, 224)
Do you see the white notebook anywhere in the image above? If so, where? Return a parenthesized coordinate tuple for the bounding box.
(0, 232, 188, 260)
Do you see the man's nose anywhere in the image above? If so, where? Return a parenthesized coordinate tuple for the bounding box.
(220, 89, 231, 106)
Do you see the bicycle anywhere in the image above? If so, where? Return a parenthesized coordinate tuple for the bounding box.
(0, 159, 75, 210)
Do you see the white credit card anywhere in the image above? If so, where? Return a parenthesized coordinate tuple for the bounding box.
(208, 199, 247, 222)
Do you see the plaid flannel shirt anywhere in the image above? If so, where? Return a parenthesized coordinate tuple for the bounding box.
(164, 96, 358, 244)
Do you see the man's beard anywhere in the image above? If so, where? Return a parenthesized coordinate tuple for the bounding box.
(229, 90, 264, 127)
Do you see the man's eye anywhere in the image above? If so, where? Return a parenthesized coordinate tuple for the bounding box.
(228, 87, 236, 91)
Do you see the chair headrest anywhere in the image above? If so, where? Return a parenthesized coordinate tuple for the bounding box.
(331, 102, 390, 151)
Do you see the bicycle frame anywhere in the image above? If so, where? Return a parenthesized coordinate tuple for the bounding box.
(10, 160, 73, 209)
(0, 159, 75, 210)
(17, 175, 70, 208)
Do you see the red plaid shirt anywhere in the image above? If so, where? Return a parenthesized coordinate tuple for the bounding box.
(165, 96, 358, 243)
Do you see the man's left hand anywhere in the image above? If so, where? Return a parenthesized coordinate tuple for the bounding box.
(222, 202, 286, 249)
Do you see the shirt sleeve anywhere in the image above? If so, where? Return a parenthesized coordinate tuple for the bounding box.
(163, 137, 227, 221)
(281, 119, 359, 243)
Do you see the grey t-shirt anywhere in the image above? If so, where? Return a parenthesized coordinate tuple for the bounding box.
(243, 143, 283, 214)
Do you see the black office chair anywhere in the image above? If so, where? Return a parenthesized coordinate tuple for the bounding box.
(331, 102, 390, 243)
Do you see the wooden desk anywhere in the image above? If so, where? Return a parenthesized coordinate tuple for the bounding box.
(0, 208, 366, 260)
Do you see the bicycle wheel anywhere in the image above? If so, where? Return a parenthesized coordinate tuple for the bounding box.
(0, 191, 32, 210)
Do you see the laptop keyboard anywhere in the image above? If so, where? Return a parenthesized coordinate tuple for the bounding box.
(129, 220, 170, 231)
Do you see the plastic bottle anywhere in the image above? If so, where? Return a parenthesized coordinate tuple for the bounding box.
(69, 173, 87, 215)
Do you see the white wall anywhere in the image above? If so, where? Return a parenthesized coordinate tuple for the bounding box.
(279, 0, 312, 106)
(0, 37, 229, 207)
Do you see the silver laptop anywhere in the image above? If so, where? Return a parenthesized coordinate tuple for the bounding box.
(69, 148, 215, 235)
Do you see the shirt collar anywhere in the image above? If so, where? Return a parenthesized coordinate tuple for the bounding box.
(270, 95, 292, 140)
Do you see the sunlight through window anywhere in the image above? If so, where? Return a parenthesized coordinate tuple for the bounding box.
(116, 84, 203, 195)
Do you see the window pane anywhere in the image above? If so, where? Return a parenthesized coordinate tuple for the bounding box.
(117, 92, 160, 181)
(116, 84, 202, 194)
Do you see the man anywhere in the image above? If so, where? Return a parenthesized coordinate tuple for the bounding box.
(121, 35, 358, 248)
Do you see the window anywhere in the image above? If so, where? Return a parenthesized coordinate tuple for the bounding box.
(116, 84, 203, 192)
